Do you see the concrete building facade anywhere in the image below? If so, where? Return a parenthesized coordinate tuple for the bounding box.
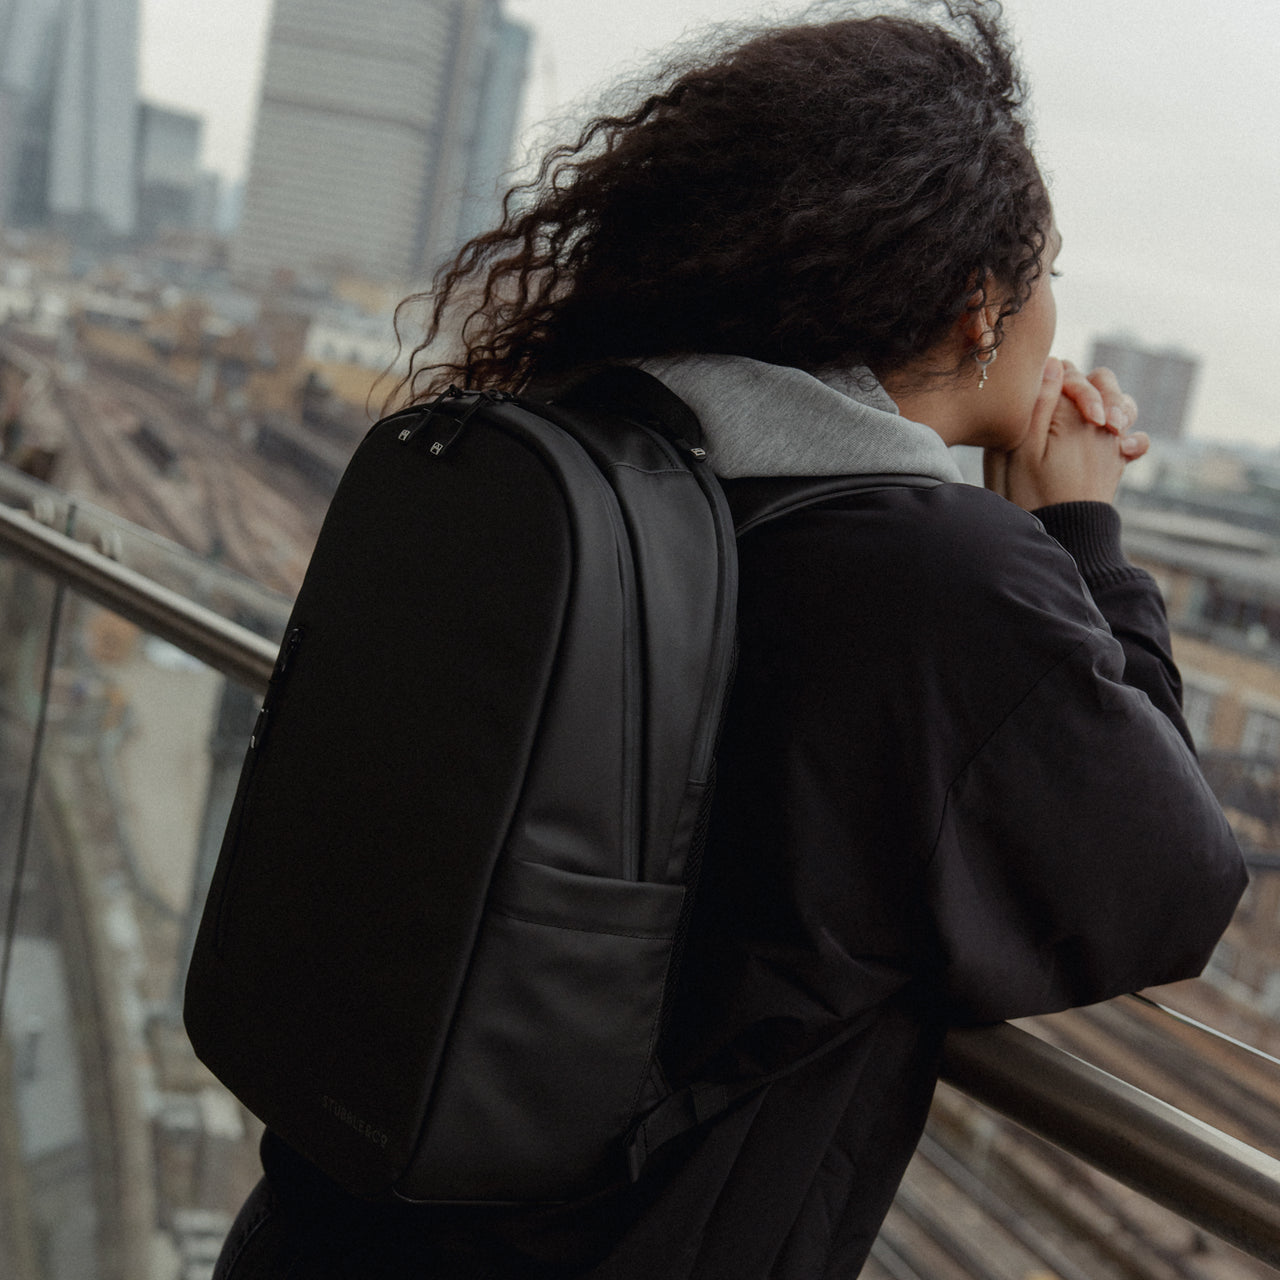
(0, 0, 62, 226)
(0, 0, 140, 237)
(136, 103, 204, 240)
(233, 0, 529, 286)
(424, 7, 531, 271)
(1090, 333, 1199, 442)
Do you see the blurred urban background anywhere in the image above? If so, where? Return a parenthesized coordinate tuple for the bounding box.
(1, 1, 1279, 1278)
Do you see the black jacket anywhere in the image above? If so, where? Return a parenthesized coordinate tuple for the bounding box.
(607, 481, 1246, 1278)
(260, 479, 1245, 1279)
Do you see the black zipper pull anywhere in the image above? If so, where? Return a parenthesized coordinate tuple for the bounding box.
(397, 388, 511, 456)
(252, 626, 304, 750)
(272, 625, 305, 681)
(396, 385, 462, 448)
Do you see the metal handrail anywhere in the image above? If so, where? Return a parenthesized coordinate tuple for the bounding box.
(944, 1023, 1280, 1267)
(5, 499, 1280, 1266)
(0, 503, 277, 691)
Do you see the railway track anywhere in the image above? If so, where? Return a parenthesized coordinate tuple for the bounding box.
(53, 380, 197, 549)
(9, 341, 327, 596)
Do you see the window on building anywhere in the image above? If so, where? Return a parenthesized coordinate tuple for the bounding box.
(1181, 682, 1218, 749)
(1202, 583, 1280, 650)
(1241, 708, 1280, 762)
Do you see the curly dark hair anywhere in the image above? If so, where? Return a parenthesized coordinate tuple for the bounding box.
(390, 0, 1050, 404)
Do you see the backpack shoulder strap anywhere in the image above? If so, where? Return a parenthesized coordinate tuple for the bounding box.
(624, 469, 947, 1182)
(529, 364, 707, 452)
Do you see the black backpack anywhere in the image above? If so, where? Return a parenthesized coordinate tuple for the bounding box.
(183, 366, 912, 1204)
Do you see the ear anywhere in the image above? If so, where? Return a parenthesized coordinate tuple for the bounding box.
(958, 279, 1000, 352)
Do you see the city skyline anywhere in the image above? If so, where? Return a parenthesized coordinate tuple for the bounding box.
(125, 0, 1280, 448)
(233, 0, 529, 284)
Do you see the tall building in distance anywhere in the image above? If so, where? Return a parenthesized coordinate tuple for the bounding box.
(233, 0, 531, 287)
(136, 103, 204, 241)
(424, 7, 530, 270)
(0, 0, 140, 238)
(1089, 334, 1200, 442)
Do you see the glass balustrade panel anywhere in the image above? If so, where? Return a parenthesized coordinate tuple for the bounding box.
(0, 552, 265, 1280)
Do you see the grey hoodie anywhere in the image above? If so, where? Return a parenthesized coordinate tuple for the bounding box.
(640, 353, 963, 483)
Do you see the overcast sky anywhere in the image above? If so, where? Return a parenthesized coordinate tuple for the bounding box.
(138, 0, 1280, 447)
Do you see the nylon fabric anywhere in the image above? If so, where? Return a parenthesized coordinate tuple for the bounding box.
(187, 371, 747, 1206)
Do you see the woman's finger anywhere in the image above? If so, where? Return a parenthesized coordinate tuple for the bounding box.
(1118, 392, 1139, 429)
(1060, 358, 1107, 428)
(1026, 357, 1066, 454)
(1121, 430, 1151, 461)
(1086, 366, 1137, 434)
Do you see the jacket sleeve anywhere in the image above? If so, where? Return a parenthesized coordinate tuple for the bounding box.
(928, 500, 1246, 1025)
(1036, 501, 1190, 747)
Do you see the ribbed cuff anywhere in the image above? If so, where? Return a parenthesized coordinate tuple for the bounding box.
(1033, 501, 1146, 589)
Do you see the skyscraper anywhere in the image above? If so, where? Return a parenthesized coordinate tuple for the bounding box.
(419, 7, 531, 272)
(1089, 335, 1200, 442)
(0, 0, 139, 237)
(0, 0, 60, 227)
(136, 103, 204, 241)
(233, 0, 530, 286)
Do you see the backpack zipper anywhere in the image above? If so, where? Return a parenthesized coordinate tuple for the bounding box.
(514, 397, 644, 881)
(397, 388, 513, 456)
(251, 624, 305, 751)
(577, 448, 643, 880)
(212, 624, 305, 953)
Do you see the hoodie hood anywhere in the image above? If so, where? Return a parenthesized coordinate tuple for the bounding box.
(639, 354, 964, 484)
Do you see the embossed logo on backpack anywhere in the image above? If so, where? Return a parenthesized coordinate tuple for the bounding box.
(321, 1095, 389, 1149)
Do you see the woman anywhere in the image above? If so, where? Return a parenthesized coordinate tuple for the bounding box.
(216, 2, 1245, 1276)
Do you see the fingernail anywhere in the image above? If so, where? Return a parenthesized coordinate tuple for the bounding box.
(1107, 406, 1128, 432)
(1089, 403, 1108, 427)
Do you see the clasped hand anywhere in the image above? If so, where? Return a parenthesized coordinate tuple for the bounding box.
(984, 358, 1149, 511)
